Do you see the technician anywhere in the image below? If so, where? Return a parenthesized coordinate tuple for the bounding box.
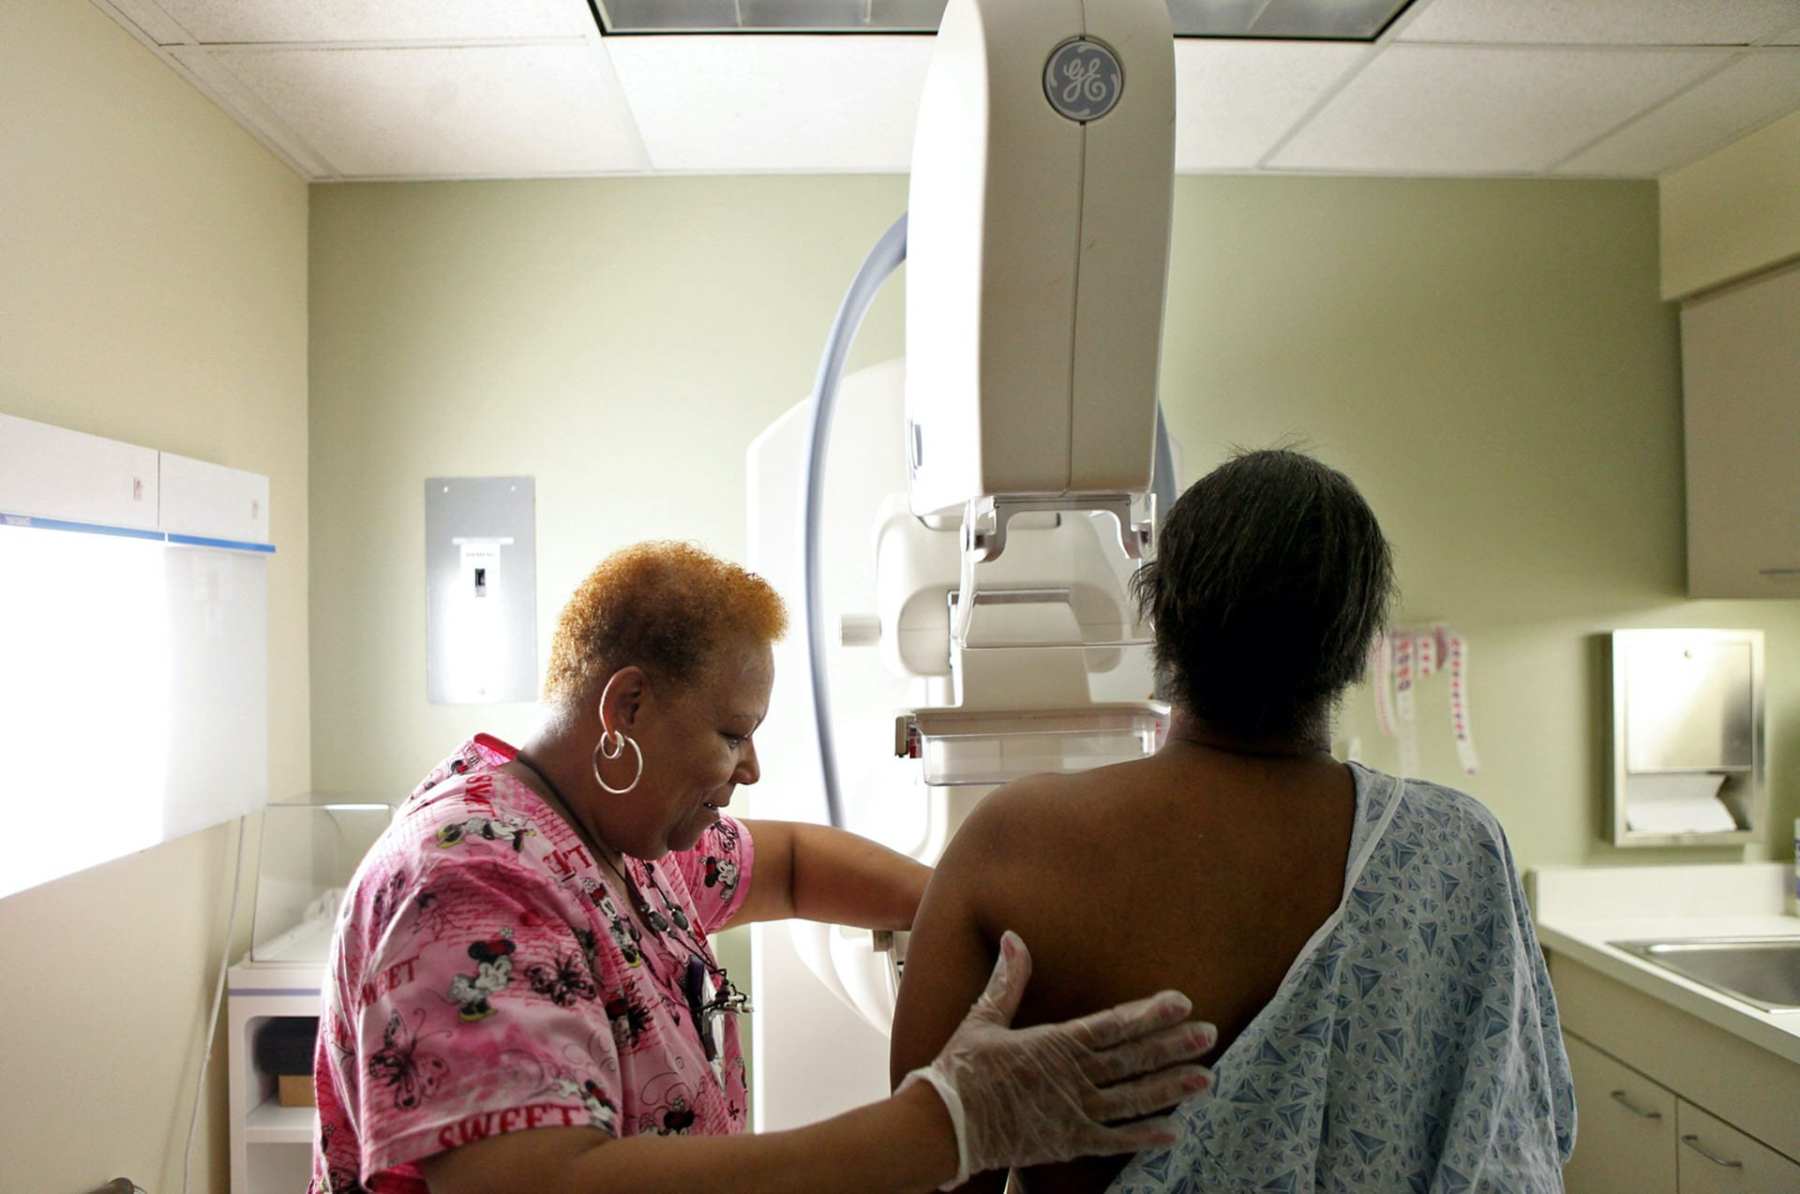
(311, 540, 1214, 1194)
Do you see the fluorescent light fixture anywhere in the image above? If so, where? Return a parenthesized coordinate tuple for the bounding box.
(1168, 0, 1414, 40)
(0, 520, 268, 901)
(0, 526, 169, 898)
(595, 0, 949, 33)
(593, 0, 1416, 39)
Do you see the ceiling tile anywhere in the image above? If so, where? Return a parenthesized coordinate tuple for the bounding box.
(1399, 0, 1800, 47)
(100, 0, 193, 45)
(607, 36, 933, 172)
(1173, 39, 1367, 170)
(145, 0, 590, 45)
(1558, 51, 1800, 176)
(201, 45, 649, 178)
(1270, 45, 1731, 174)
(168, 46, 335, 177)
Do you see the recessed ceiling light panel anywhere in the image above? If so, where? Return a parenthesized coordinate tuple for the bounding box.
(594, 0, 948, 33)
(1181, 0, 1416, 40)
(593, 0, 1418, 39)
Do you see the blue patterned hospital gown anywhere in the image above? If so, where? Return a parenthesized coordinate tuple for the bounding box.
(1111, 764, 1576, 1194)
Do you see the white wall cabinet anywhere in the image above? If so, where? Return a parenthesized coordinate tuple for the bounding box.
(162, 450, 271, 544)
(0, 412, 272, 545)
(1682, 260, 1800, 598)
(0, 413, 159, 530)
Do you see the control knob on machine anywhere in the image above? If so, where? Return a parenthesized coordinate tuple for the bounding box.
(839, 614, 881, 647)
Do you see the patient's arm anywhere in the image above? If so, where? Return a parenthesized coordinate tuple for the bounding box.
(889, 789, 1015, 1194)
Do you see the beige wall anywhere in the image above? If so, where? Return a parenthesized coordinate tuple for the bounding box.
(1157, 178, 1798, 869)
(307, 176, 911, 795)
(1661, 109, 1800, 300)
(310, 175, 1799, 875)
(0, 2, 310, 1191)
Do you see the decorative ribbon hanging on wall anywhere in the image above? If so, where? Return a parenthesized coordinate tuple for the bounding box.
(1369, 625, 1479, 777)
(1393, 631, 1418, 777)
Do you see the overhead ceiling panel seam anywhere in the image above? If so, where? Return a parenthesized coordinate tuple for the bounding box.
(99, 0, 189, 46)
(1540, 50, 1750, 174)
(87, 0, 335, 180)
(187, 37, 592, 52)
(1397, 39, 1793, 53)
(181, 46, 343, 180)
(1638, 85, 1800, 180)
(1251, 0, 1442, 169)
(588, 41, 658, 170)
(572, 8, 658, 172)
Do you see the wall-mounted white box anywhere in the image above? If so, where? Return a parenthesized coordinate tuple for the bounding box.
(162, 450, 271, 545)
(0, 413, 159, 530)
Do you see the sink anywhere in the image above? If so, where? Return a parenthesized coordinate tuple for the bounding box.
(1611, 937, 1800, 1013)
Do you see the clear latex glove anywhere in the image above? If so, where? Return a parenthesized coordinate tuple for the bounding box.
(898, 930, 1215, 1189)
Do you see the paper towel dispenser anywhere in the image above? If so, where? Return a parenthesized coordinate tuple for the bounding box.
(1607, 628, 1765, 848)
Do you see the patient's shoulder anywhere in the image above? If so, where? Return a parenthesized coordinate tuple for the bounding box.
(953, 765, 1123, 850)
(973, 767, 1093, 813)
(1371, 769, 1523, 892)
(1388, 771, 1508, 843)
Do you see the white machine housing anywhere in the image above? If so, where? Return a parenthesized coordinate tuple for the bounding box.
(747, 367, 1172, 1131)
(906, 0, 1174, 516)
(748, 0, 1177, 1133)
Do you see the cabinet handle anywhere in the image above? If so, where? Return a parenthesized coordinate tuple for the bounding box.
(1760, 567, 1800, 577)
(1608, 1090, 1661, 1120)
(1681, 1135, 1744, 1169)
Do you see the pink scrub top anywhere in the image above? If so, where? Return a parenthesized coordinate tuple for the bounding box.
(310, 734, 755, 1193)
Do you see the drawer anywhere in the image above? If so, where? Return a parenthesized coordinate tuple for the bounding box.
(1563, 1033, 1677, 1194)
(1677, 1100, 1800, 1193)
(1548, 953, 1800, 1159)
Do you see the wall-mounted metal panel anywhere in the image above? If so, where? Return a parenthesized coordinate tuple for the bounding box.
(426, 477, 537, 704)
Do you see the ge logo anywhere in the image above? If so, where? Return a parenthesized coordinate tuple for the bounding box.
(1043, 38, 1123, 122)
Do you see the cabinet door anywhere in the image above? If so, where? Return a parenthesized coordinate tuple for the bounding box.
(1682, 260, 1800, 597)
(1676, 1100, 1800, 1194)
(1562, 1034, 1677, 1194)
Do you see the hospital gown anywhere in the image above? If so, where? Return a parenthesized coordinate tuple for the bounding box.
(1111, 764, 1576, 1194)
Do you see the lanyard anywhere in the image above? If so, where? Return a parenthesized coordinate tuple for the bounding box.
(508, 751, 749, 1065)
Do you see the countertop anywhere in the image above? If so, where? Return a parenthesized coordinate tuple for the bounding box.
(1529, 862, 1800, 1065)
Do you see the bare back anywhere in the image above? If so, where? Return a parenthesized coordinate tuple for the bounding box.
(890, 744, 1356, 1194)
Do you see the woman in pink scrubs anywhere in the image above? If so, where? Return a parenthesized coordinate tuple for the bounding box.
(312, 541, 1214, 1194)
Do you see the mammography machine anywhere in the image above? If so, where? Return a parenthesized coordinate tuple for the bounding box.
(745, 0, 1180, 1129)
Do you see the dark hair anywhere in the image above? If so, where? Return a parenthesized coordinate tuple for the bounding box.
(1129, 449, 1394, 742)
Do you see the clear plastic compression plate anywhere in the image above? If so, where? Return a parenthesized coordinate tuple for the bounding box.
(895, 702, 1167, 787)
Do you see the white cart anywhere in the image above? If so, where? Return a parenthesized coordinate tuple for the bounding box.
(226, 957, 322, 1194)
(228, 799, 389, 1194)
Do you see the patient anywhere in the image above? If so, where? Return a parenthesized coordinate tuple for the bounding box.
(891, 449, 1575, 1193)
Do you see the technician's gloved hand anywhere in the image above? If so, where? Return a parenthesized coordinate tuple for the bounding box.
(897, 930, 1216, 1189)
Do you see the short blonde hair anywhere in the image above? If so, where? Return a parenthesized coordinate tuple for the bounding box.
(544, 541, 788, 706)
